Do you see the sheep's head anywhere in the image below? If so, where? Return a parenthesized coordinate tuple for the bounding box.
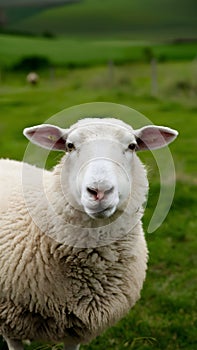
(24, 118, 178, 220)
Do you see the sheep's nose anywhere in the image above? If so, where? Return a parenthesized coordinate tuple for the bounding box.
(86, 186, 114, 201)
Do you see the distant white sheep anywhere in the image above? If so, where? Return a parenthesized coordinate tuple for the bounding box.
(0, 118, 178, 350)
(26, 72, 39, 85)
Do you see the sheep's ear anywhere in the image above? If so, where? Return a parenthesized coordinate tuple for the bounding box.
(134, 125, 178, 151)
(23, 124, 68, 151)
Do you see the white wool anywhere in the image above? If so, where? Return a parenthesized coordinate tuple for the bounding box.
(26, 72, 39, 84)
(0, 119, 149, 347)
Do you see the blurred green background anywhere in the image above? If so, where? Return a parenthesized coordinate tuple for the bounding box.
(0, 1, 197, 349)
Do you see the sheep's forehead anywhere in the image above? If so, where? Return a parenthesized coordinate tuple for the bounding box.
(67, 118, 135, 144)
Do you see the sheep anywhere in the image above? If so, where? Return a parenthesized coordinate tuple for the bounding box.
(26, 72, 39, 85)
(0, 117, 178, 350)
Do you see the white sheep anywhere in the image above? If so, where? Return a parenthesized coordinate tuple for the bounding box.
(26, 72, 39, 85)
(0, 118, 178, 350)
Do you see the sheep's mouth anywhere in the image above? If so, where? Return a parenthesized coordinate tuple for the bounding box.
(86, 206, 116, 219)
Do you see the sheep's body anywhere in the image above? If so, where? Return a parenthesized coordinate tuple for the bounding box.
(26, 72, 39, 85)
(0, 157, 147, 345)
(0, 117, 178, 349)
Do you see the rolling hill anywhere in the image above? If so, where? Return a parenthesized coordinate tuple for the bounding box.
(0, 0, 80, 29)
(1, 0, 197, 39)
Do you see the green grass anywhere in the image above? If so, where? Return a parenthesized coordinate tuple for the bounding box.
(0, 34, 197, 70)
(0, 35, 145, 68)
(0, 61, 196, 349)
(3, 0, 197, 39)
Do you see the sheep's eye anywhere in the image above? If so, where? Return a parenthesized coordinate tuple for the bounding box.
(66, 142, 75, 152)
(128, 143, 137, 151)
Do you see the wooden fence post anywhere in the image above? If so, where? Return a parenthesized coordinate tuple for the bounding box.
(108, 60, 114, 85)
(151, 58, 158, 96)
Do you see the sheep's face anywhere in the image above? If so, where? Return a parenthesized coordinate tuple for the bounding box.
(62, 122, 138, 219)
(24, 118, 178, 220)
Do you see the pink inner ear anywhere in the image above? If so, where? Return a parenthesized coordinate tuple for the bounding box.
(26, 126, 66, 151)
(161, 131, 177, 140)
(136, 127, 177, 150)
(53, 138, 66, 151)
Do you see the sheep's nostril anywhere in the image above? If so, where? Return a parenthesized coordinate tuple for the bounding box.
(87, 187, 98, 197)
(87, 187, 104, 200)
(105, 186, 114, 195)
(86, 186, 114, 201)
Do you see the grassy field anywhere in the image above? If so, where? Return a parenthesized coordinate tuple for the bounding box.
(0, 34, 197, 70)
(0, 58, 196, 349)
(3, 0, 197, 39)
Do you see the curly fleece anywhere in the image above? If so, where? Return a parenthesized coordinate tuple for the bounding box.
(0, 155, 148, 345)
